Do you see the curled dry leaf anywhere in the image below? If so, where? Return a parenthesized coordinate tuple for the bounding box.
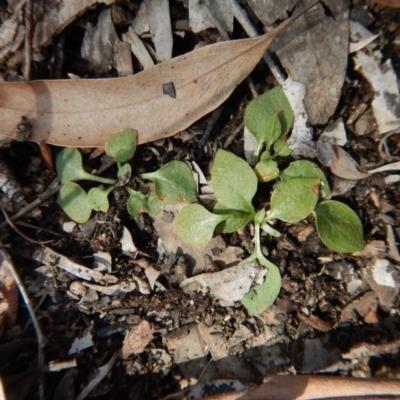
(0, 1, 318, 147)
(330, 145, 370, 180)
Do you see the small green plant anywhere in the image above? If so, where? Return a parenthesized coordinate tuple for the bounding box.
(56, 128, 196, 223)
(177, 87, 364, 315)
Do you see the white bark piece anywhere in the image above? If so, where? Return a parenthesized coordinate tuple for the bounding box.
(246, 0, 294, 27)
(354, 50, 400, 134)
(82, 281, 136, 296)
(92, 252, 112, 273)
(386, 225, 400, 262)
(191, 161, 208, 185)
(81, 8, 118, 73)
(146, 0, 173, 62)
(120, 226, 137, 253)
(366, 259, 399, 309)
(385, 175, 400, 184)
(123, 27, 155, 70)
(121, 320, 154, 358)
(114, 41, 133, 77)
(144, 266, 160, 290)
(69, 331, 93, 354)
(189, 0, 234, 34)
(284, 77, 317, 158)
(320, 119, 347, 146)
(369, 161, 400, 174)
(132, 1, 149, 35)
(349, 21, 379, 53)
(33, 247, 118, 284)
(180, 262, 263, 306)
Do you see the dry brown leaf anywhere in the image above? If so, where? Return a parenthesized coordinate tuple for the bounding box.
(121, 320, 154, 358)
(270, 0, 349, 125)
(0, 249, 18, 330)
(372, 0, 400, 7)
(0, 1, 319, 147)
(330, 145, 371, 180)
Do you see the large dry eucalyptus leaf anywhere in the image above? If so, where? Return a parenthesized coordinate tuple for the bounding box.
(0, 3, 316, 147)
(269, 0, 349, 125)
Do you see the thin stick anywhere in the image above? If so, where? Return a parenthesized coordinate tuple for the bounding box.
(23, 0, 34, 81)
(0, 177, 60, 230)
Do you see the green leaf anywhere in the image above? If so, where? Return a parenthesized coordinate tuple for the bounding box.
(213, 202, 252, 234)
(105, 128, 137, 162)
(241, 259, 281, 315)
(57, 182, 92, 223)
(140, 161, 196, 204)
(273, 139, 292, 158)
(177, 204, 227, 247)
(212, 149, 257, 215)
(254, 159, 279, 182)
(260, 150, 273, 161)
(244, 87, 294, 149)
(280, 160, 331, 197)
(261, 223, 281, 237)
(56, 148, 116, 185)
(87, 186, 114, 212)
(314, 200, 364, 253)
(117, 163, 132, 183)
(268, 178, 320, 223)
(264, 112, 282, 150)
(126, 187, 164, 216)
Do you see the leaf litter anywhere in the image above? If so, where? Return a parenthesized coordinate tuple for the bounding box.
(1, 1, 400, 399)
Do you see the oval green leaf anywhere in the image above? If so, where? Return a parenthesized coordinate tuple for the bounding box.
(280, 160, 331, 197)
(105, 128, 138, 162)
(212, 149, 257, 215)
(268, 178, 320, 223)
(177, 204, 227, 248)
(244, 87, 294, 147)
(56, 148, 116, 185)
(87, 186, 113, 212)
(314, 200, 364, 253)
(273, 139, 292, 158)
(140, 160, 196, 204)
(213, 202, 252, 234)
(126, 187, 164, 216)
(117, 163, 132, 183)
(254, 159, 279, 182)
(241, 259, 281, 315)
(57, 182, 92, 223)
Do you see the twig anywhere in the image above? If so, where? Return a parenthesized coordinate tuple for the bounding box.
(0, 177, 60, 230)
(0, 246, 46, 374)
(0, 198, 53, 245)
(23, 0, 33, 81)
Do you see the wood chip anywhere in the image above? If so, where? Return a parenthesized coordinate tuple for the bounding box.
(121, 320, 154, 358)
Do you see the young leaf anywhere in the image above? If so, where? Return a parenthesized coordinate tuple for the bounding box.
(264, 112, 282, 150)
(260, 150, 272, 161)
(241, 259, 281, 315)
(87, 186, 114, 212)
(261, 223, 281, 237)
(117, 163, 132, 183)
(244, 87, 294, 147)
(140, 161, 196, 204)
(314, 200, 364, 253)
(280, 160, 331, 197)
(105, 128, 138, 162)
(213, 202, 252, 234)
(126, 187, 164, 216)
(268, 178, 320, 223)
(177, 204, 227, 247)
(212, 149, 257, 215)
(56, 148, 116, 185)
(273, 139, 292, 158)
(57, 182, 92, 223)
(254, 159, 279, 182)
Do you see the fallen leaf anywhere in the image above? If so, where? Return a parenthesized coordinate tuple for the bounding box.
(330, 146, 370, 180)
(180, 262, 264, 306)
(121, 320, 154, 358)
(0, 249, 18, 330)
(372, 0, 400, 7)
(0, 2, 318, 147)
(270, 0, 349, 125)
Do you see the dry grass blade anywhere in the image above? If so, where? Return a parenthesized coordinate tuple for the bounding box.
(0, 1, 319, 148)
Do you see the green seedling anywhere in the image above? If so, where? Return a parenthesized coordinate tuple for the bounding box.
(177, 87, 364, 315)
(56, 128, 196, 223)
